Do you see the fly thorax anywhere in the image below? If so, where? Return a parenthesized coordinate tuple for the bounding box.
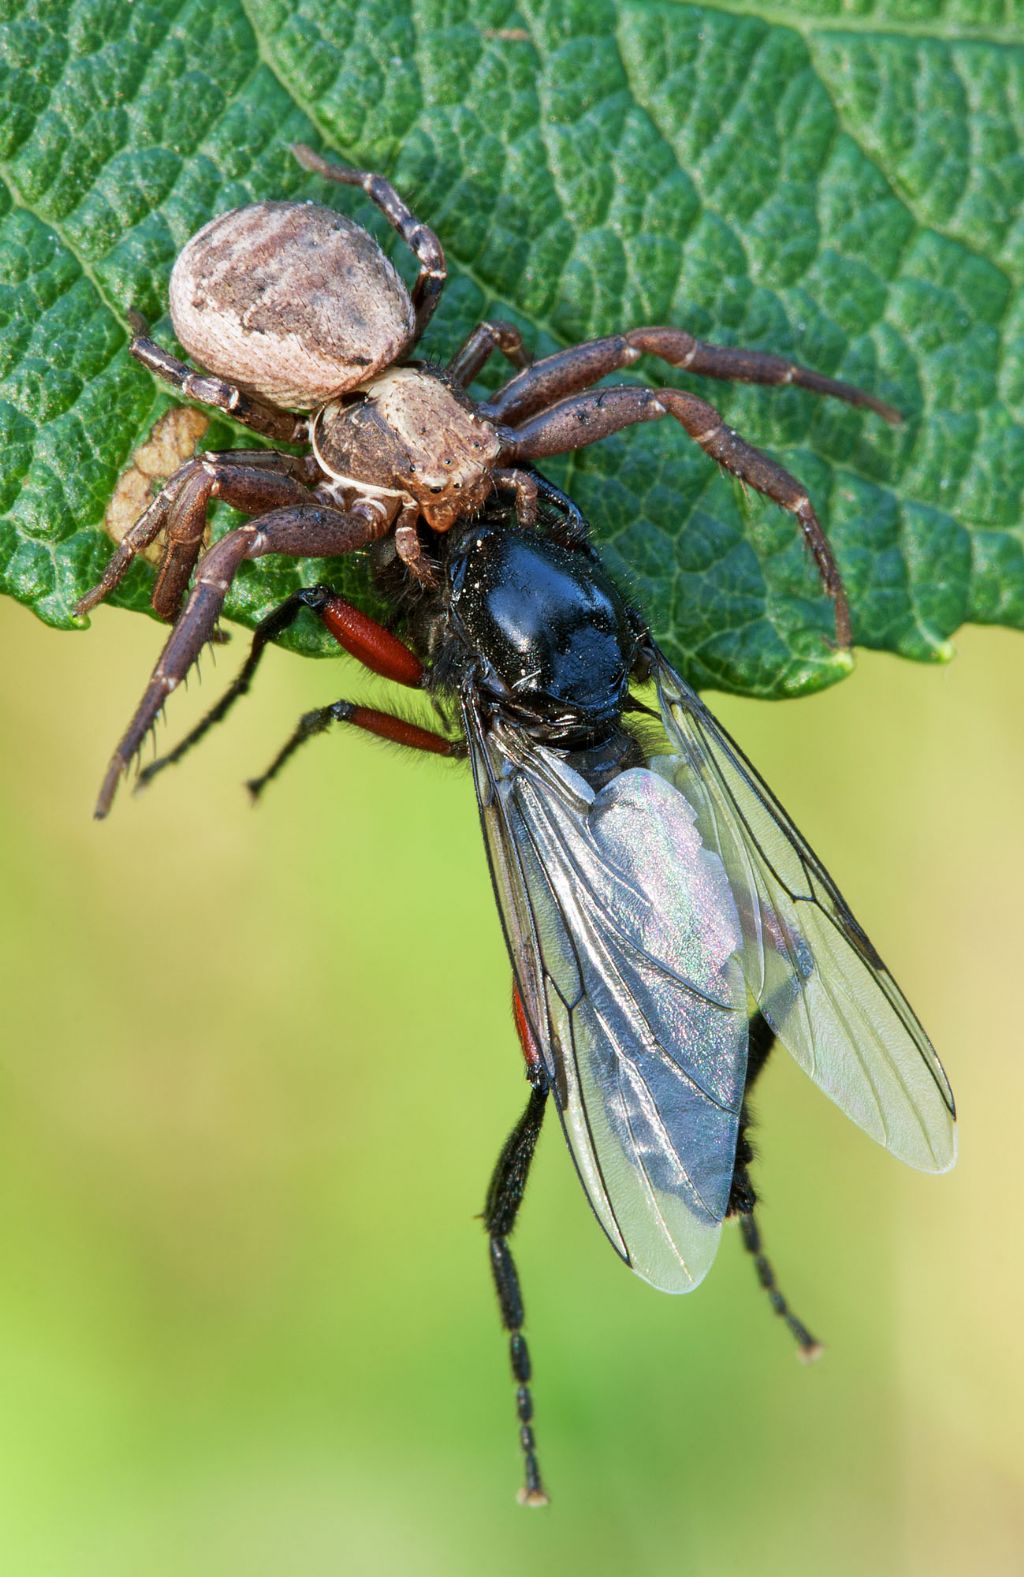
(448, 523, 638, 726)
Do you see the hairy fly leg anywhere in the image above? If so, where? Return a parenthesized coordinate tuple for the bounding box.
(246, 699, 464, 801)
(484, 999, 550, 1507)
(730, 1011, 822, 1360)
(738, 1213, 822, 1361)
(500, 383, 852, 649)
(532, 473, 590, 547)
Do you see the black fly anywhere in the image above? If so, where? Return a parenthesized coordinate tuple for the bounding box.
(105, 493, 956, 1506)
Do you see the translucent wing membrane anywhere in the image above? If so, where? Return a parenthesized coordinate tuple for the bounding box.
(466, 710, 750, 1293)
(652, 653, 956, 1174)
(463, 650, 954, 1296)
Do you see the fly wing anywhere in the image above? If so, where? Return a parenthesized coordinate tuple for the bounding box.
(652, 653, 956, 1173)
(465, 708, 750, 1294)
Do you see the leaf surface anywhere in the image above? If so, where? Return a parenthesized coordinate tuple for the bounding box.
(1, 0, 1020, 694)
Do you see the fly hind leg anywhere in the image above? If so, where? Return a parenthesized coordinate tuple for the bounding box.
(484, 1053, 550, 1507)
(731, 1011, 822, 1360)
(246, 699, 463, 800)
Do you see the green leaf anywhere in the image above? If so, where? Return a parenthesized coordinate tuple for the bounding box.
(1, 0, 1020, 696)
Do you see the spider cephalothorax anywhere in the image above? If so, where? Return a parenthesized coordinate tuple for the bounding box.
(311, 369, 504, 531)
(78, 141, 900, 817)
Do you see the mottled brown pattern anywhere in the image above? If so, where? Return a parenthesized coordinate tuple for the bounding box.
(313, 369, 502, 528)
(169, 202, 416, 407)
(104, 406, 209, 562)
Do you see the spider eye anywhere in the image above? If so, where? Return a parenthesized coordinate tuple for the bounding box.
(430, 486, 444, 494)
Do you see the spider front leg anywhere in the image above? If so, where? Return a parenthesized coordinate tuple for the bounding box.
(500, 384, 852, 648)
(492, 468, 539, 528)
(93, 497, 397, 819)
(291, 145, 447, 339)
(483, 327, 901, 427)
(447, 321, 531, 388)
(76, 450, 320, 620)
(126, 311, 306, 443)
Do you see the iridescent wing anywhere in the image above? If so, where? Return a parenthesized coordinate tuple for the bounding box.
(464, 708, 751, 1294)
(651, 651, 956, 1174)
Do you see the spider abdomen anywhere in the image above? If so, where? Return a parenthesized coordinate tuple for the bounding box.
(168, 201, 417, 409)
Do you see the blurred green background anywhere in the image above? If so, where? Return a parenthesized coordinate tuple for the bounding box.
(0, 601, 1020, 1576)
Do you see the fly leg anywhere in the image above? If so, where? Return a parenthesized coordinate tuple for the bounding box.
(246, 700, 464, 800)
(532, 472, 591, 548)
(730, 1011, 822, 1360)
(485, 466, 589, 548)
(485, 988, 550, 1506)
(137, 587, 426, 790)
(738, 1213, 822, 1361)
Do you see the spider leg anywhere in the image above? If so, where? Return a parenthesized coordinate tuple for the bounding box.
(447, 321, 531, 388)
(93, 498, 397, 819)
(126, 312, 305, 443)
(291, 145, 446, 340)
(247, 698, 463, 800)
(77, 449, 320, 619)
(149, 462, 319, 622)
(492, 468, 539, 528)
(483, 328, 901, 427)
(500, 384, 851, 648)
(77, 463, 191, 616)
(393, 500, 440, 586)
(138, 586, 428, 790)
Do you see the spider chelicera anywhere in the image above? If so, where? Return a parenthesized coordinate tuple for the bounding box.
(78, 142, 899, 817)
